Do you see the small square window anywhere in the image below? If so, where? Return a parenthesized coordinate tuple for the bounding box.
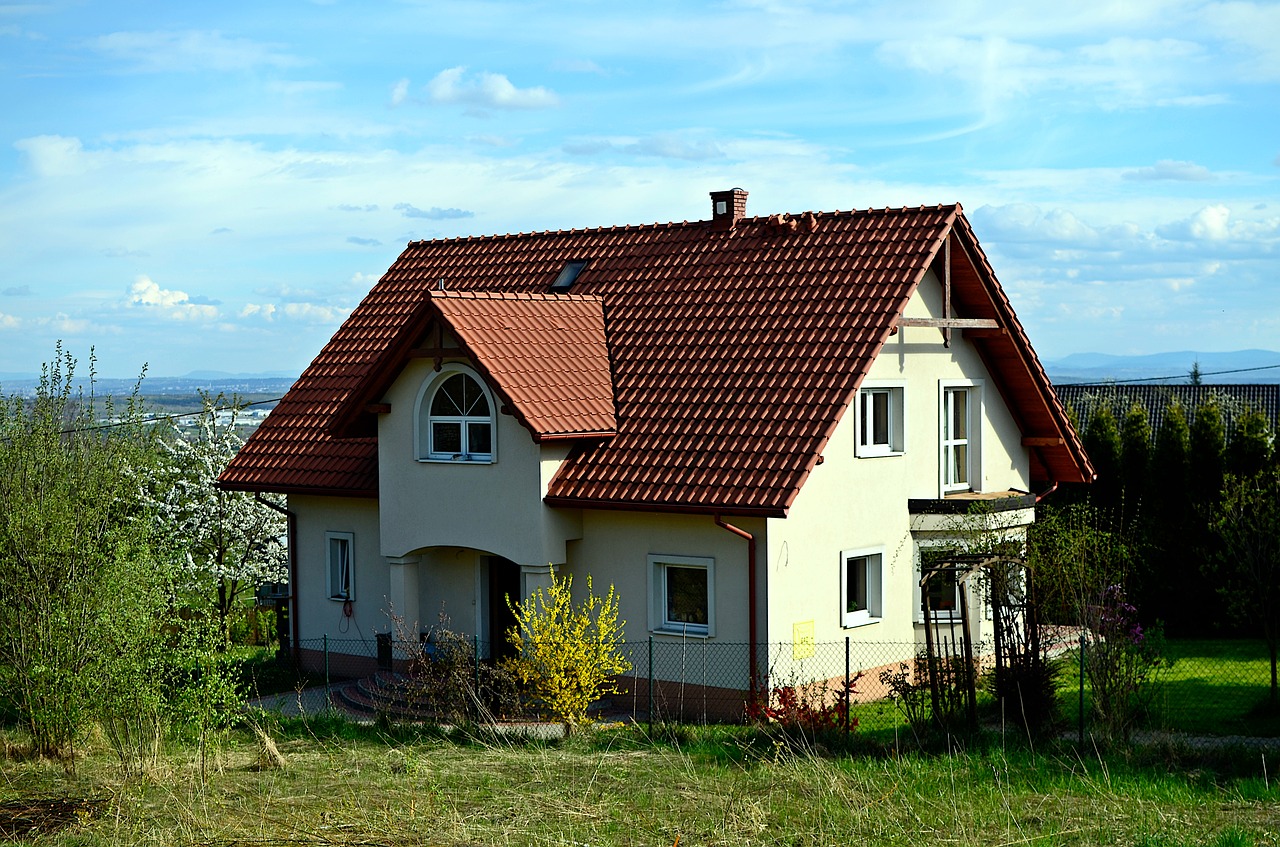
(856, 384, 905, 457)
(327, 532, 354, 601)
(650, 555, 715, 637)
(841, 548, 883, 627)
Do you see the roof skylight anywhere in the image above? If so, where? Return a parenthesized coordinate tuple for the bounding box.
(550, 259, 589, 292)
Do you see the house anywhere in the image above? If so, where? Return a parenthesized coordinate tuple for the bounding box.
(220, 189, 1092, 717)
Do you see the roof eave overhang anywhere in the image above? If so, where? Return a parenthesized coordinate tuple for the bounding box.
(534, 430, 617, 443)
(216, 480, 379, 499)
(542, 495, 785, 519)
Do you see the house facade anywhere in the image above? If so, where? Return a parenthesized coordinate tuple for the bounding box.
(221, 190, 1092, 714)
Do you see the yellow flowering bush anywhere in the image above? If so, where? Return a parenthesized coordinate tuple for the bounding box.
(504, 568, 629, 727)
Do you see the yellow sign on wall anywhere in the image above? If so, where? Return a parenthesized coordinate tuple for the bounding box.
(792, 620, 815, 660)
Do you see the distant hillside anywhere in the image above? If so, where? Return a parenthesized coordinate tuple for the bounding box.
(0, 373, 297, 403)
(1045, 349, 1280, 385)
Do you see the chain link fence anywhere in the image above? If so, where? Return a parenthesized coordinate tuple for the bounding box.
(287, 635, 1280, 744)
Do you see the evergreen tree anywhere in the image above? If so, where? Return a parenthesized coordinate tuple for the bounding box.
(1120, 402, 1151, 512)
(1226, 409, 1273, 480)
(1145, 400, 1194, 633)
(1083, 404, 1123, 519)
(1187, 398, 1231, 634)
(1188, 399, 1226, 509)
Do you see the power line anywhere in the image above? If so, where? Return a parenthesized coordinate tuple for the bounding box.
(1061, 362, 1280, 387)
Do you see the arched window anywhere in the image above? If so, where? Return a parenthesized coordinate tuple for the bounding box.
(418, 369, 494, 462)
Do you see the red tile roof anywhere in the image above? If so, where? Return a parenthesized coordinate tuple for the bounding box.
(220, 202, 1092, 513)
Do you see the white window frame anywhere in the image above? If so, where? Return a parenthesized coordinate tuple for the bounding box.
(415, 363, 497, 464)
(326, 531, 355, 601)
(939, 379, 982, 494)
(855, 380, 906, 458)
(915, 545, 964, 623)
(648, 554, 715, 638)
(840, 546, 884, 628)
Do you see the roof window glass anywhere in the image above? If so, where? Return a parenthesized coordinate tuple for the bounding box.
(550, 259, 589, 292)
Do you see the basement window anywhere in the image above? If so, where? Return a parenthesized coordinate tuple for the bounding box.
(550, 260, 589, 292)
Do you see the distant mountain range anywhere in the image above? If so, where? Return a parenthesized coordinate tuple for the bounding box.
(3, 351, 1279, 396)
(1043, 349, 1280, 385)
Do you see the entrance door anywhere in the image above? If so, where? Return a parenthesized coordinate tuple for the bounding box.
(486, 557, 522, 662)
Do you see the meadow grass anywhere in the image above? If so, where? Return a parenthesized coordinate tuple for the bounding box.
(2, 716, 1278, 846)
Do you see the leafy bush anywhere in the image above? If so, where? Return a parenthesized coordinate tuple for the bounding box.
(504, 568, 629, 728)
(1084, 584, 1169, 742)
(750, 674, 861, 735)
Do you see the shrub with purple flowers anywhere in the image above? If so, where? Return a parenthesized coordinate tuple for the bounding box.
(1083, 584, 1169, 741)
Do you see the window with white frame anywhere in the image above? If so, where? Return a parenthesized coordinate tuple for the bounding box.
(649, 555, 714, 636)
(840, 547, 883, 627)
(327, 532, 354, 601)
(417, 366, 495, 462)
(917, 548, 962, 621)
(856, 382, 905, 457)
(940, 382, 980, 492)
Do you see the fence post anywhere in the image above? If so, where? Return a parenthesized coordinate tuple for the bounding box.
(648, 635, 654, 731)
(474, 634, 481, 696)
(1078, 632, 1086, 748)
(844, 636, 851, 737)
(323, 634, 330, 711)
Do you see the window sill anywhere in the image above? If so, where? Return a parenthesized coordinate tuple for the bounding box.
(856, 449, 904, 459)
(651, 627, 712, 639)
(841, 617, 882, 630)
(328, 596, 352, 602)
(417, 456, 494, 464)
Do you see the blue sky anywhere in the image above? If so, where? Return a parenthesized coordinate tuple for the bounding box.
(1, 0, 1277, 378)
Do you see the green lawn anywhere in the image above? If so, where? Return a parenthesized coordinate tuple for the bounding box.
(2, 719, 1278, 846)
(1149, 641, 1280, 737)
(1058, 639, 1280, 739)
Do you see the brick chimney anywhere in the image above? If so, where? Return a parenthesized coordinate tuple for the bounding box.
(710, 188, 748, 231)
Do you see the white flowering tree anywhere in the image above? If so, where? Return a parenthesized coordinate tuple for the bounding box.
(150, 395, 287, 639)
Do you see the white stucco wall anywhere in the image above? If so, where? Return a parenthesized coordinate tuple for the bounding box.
(375, 357, 582, 567)
(567, 510, 766, 692)
(289, 494, 383, 646)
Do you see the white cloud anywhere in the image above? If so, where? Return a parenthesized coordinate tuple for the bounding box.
(390, 77, 410, 107)
(282, 302, 348, 323)
(970, 203, 1102, 245)
(1201, 1, 1280, 81)
(1157, 204, 1232, 241)
(1122, 160, 1215, 181)
(0, 312, 19, 329)
(425, 66, 559, 110)
(564, 133, 725, 161)
(128, 275, 219, 320)
(239, 303, 276, 320)
(88, 30, 304, 73)
(349, 272, 379, 288)
(394, 202, 474, 220)
(13, 134, 90, 177)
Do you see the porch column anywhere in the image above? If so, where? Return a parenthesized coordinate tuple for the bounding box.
(387, 555, 422, 636)
(520, 562, 560, 600)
